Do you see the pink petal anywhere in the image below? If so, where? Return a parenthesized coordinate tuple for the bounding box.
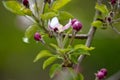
(62, 19, 71, 31)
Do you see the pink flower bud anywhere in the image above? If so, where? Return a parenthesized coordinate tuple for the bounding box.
(34, 32, 41, 41)
(23, 0, 29, 8)
(71, 19, 82, 32)
(111, 0, 117, 5)
(96, 71, 105, 80)
(100, 68, 107, 76)
(95, 68, 107, 80)
(71, 19, 77, 25)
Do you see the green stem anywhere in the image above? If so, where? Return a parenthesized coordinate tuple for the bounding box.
(63, 29, 72, 47)
(56, 33, 64, 49)
(40, 2, 49, 33)
(41, 41, 55, 53)
(69, 30, 76, 45)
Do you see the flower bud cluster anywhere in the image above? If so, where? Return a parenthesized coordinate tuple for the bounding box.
(34, 18, 83, 42)
(95, 68, 107, 80)
(48, 17, 83, 33)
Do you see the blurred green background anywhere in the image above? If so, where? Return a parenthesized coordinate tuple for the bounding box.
(0, 0, 120, 80)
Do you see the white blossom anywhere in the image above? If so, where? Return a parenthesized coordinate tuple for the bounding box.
(48, 17, 71, 33)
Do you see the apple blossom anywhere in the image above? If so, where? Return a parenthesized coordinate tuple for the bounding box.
(48, 17, 71, 33)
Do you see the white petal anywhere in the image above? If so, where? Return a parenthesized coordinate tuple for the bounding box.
(50, 17, 60, 28)
(28, 0, 37, 16)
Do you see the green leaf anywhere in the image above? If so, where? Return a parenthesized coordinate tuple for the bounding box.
(74, 44, 95, 51)
(91, 20, 103, 28)
(41, 12, 57, 20)
(50, 43, 60, 50)
(33, 50, 53, 62)
(2, 1, 32, 15)
(75, 74, 84, 80)
(44, 3, 51, 13)
(63, 29, 72, 47)
(74, 49, 90, 56)
(95, 3, 109, 16)
(69, 49, 90, 64)
(23, 24, 39, 43)
(50, 43, 72, 54)
(72, 44, 95, 56)
(58, 47, 71, 54)
(43, 56, 57, 69)
(22, 8, 32, 16)
(58, 11, 74, 21)
(69, 54, 78, 64)
(49, 64, 62, 78)
(51, 0, 71, 10)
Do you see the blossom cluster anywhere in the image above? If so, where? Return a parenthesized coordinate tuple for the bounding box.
(21, 0, 83, 41)
(34, 17, 83, 41)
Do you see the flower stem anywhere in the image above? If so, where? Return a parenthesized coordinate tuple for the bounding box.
(69, 31, 76, 45)
(56, 33, 64, 49)
(41, 41, 55, 53)
(110, 23, 120, 34)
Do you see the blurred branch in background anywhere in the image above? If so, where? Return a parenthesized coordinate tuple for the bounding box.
(77, 0, 102, 65)
(106, 71, 120, 80)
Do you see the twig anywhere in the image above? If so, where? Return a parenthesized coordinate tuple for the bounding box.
(78, 27, 97, 64)
(110, 24, 120, 34)
(112, 18, 120, 23)
(77, 0, 102, 65)
(49, 33, 88, 39)
(64, 33, 88, 39)
(112, 27, 120, 34)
